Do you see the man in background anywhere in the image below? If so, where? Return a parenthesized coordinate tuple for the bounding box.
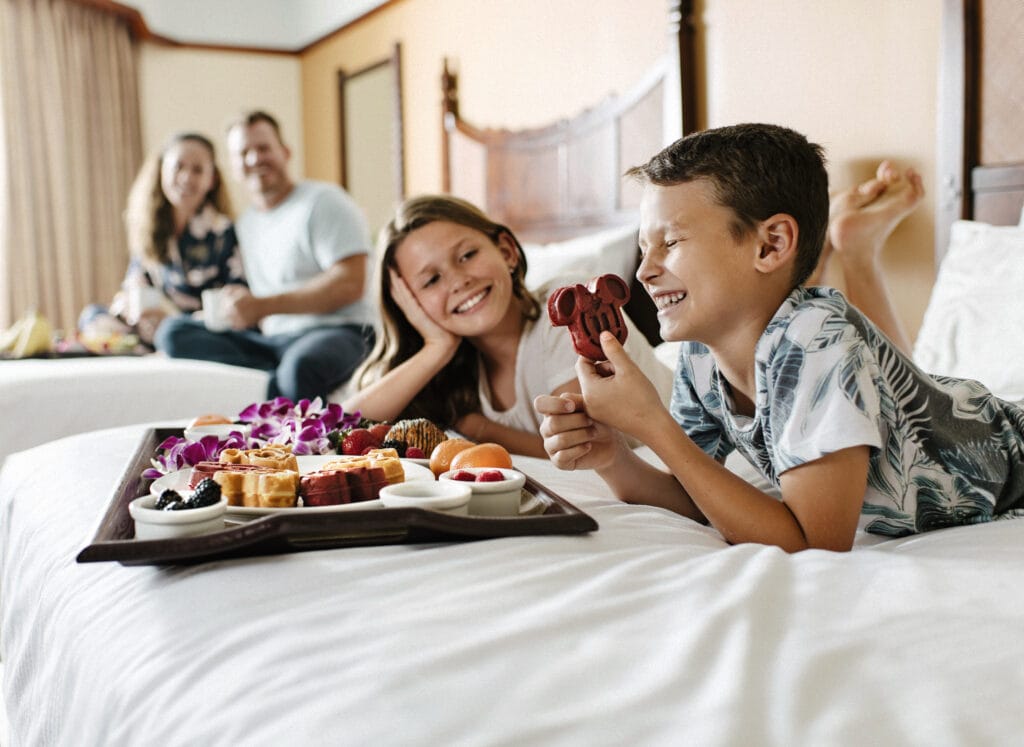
(156, 110, 375, 402)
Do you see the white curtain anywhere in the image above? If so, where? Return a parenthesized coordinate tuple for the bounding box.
(0, 0, 142, 332)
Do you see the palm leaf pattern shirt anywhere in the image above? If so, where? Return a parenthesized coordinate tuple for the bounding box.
(669, 286, 1024, 537)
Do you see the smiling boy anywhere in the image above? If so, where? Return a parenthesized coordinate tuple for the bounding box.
(535, 123, 1024, 552)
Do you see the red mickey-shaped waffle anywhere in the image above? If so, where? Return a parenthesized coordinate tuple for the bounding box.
(547, 274, 630, 361)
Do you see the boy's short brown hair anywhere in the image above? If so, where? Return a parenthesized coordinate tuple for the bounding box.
(626, 123, 829, 286)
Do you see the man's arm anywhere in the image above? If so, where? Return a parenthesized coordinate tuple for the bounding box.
(227, 255, 367, 328)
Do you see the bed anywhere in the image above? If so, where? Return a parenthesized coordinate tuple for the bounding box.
(3, 1, 1024, 744)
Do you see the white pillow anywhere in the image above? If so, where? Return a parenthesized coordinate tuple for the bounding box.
(522, 224, 638, 291)
(912, 219, 1024, 400)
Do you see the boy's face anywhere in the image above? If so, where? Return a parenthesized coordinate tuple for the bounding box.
(637, 179, 758, 346)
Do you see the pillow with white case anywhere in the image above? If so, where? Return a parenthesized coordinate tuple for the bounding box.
(912, 219, 1024, 401)
(522, 224, 639, 291)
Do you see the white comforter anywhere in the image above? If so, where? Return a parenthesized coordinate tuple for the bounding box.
(3, 425, 1023, 746)
(0, 357, 268, 464)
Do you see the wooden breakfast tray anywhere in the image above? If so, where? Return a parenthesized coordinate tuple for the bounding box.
(77, 428, 598, 566)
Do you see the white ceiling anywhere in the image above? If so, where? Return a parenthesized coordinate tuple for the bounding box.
(118, 0, 388, 51)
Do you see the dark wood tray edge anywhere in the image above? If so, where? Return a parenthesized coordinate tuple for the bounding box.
(77, 427, 598, 566)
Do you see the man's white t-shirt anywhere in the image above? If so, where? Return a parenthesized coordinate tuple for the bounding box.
(236, 181, 374, 337)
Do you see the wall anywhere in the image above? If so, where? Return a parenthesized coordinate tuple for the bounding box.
(697, 0, 941, 341)
(137, 45, 304, 214)
(298, 0, 941, 342)
(299, 0, 669, 196)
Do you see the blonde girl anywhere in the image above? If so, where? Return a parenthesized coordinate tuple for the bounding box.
(343, 195, 672, 457)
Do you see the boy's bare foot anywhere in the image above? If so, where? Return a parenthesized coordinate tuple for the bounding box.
(808, 161, 924, 285)
(829, 160, 925, 265)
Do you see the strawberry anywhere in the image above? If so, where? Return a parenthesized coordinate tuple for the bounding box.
(405, 447, 425, 459)
(450, 469, 476, 482)
(368, 422, 391, 445)
(477, 470, 506, 482)
(341, 428, 377, 455)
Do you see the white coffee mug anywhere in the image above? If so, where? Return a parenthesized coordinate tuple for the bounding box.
(201, 288, 229, 332)
(126, 285, 164, 323)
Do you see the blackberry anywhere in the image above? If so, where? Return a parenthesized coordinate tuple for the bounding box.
(189, 478, 222, 508)
(380, 439, 407, 457)
(156, 489, 183, 510)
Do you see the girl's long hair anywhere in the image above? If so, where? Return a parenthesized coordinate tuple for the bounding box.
(353, 195, 539, 427)
(124, 132, 233, 265)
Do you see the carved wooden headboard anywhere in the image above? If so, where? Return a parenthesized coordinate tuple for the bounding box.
(440, 1, 697, 344)
(936, 0, 1024, 261)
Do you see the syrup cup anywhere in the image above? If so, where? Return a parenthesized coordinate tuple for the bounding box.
(379, 481, 471, 516)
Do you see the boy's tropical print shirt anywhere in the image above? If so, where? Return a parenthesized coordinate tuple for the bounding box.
(670, 286, 1024, 536)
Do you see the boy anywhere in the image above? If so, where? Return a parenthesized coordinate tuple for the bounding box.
(534, 123, 1024, 552)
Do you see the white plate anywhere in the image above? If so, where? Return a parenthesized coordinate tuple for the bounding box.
(150, 456, 434, 515)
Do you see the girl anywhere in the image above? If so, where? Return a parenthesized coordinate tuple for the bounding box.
(79, 132, 246, 347)
(342, 195, 673, 457)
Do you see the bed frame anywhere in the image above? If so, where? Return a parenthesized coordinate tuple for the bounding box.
(936, 0, 1024, 260)
(441, 1, 697, 345)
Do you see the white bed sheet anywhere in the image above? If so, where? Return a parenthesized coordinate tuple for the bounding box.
(0, 356, 268, 465)
(3, 425, 1023, 745)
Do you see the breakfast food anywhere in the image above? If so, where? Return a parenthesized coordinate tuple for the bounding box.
(218, 446, 298, 473)
(428, 438, 475, 477)
(323, 448, 405, 485)
(385, 418, 448, 456)
(156, 479, 223, 511)
(300, 465, 388, 506)
(188, 413, 234, 428)
(547, 273, 630, 361)
(188, 461, 279, 489)
(448, 442, 514, 471)
(215, 469, 299, 508)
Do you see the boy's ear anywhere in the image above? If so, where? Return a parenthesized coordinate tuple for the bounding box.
(752, 213, 799, 275)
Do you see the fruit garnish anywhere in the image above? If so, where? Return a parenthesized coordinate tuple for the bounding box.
(450, 470, 476, 482)
(189, 478, 222, 508)
(156, 489, 183, 510)
(341, 428, 377, 456)
(429, 438, 475, 477)
(405, 447, 425, 459)
(449, 443, 514, 471)
(476, 470, 506, 482)
(369, 422, 392, 444)
(380, 439, 408, 457)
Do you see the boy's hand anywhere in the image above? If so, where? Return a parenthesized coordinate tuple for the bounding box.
(389, 269, 459, 350)
(534, 392, 623, 471)
(575, 331, 665, 442)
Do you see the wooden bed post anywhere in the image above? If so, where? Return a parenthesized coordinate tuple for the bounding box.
(669, 0, 699, 137)
(936, 0, 976, 265)
(441, 58, 457, 194)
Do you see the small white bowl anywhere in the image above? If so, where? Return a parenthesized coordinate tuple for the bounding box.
(183, 423, 251, 442)
(439, 467, 527, 517)
(129, 494, 228, 540)
(379, 481, 471, 516)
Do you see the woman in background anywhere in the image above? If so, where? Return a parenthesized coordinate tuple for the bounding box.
(79, 131, 246, 347)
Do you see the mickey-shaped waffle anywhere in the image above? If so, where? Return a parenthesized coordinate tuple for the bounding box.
(547, 274, 630, 361)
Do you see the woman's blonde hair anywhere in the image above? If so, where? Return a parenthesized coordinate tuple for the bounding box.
(353, 194, 539, 427)
(124, 132, 233, 265)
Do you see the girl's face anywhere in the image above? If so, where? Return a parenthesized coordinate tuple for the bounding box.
(393, 220, 519, 337)
(160, 139, 216, 217)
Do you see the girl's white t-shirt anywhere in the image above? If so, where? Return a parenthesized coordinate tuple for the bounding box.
(478, 283, 674, 434)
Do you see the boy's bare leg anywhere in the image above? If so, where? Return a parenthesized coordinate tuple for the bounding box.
(809, 161, 924, 354)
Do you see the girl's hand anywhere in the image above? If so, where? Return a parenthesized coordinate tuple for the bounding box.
(389, 269, 459, 350)
(135, 308, 167, 345)
(575, 332, 664, 442)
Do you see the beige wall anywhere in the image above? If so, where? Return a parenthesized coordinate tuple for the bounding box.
(137, 45, 304, 215)
(697, 0, 941, 340)
(299, 0, 668, 196)
(134, 0, 942, 341)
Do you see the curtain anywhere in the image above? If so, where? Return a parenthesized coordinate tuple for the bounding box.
(0, 0, 141, 332)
